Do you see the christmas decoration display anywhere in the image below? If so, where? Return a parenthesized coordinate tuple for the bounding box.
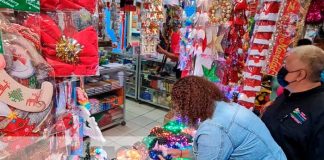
(266, 0, 311, 75)
(140, 0, 164, 55)
(238, 0, 283, 109)
(141, 120, 194, 160)
(0, 2, 56, 157)
(238, 0, 313, 109)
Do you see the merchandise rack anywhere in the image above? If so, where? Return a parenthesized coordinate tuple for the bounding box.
(105, 47, 140, 99)
(84, 66, 127, 130)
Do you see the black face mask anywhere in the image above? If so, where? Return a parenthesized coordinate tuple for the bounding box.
(277, 67, 299, 87)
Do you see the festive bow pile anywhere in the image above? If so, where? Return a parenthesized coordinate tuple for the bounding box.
(142, 120, 195, 160)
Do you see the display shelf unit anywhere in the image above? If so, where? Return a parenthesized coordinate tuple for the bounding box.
(84, 66, 127, 130)
(100, 46, 140, 99)
(138, 55, 177, 109)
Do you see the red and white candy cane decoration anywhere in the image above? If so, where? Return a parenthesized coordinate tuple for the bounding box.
(238, 0, 282, 109)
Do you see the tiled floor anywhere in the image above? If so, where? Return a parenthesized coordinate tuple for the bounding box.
(93, 99, 168, 158)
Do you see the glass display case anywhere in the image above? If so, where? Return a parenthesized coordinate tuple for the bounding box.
(138, 55, 177, 109)
(100, 46, 139, 99)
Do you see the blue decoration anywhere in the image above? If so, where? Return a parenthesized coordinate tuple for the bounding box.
(184, 6, 196, 17)
(321, 70, 324, 82)
(105, 8, 117, 42)
(149, 150, 172, 160)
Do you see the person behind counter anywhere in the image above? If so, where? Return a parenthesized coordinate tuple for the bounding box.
(262, 45, 324, 160)
(160, 76, 286, 160)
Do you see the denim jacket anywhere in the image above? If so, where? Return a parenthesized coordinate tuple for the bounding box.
(192, 101, 287, 160)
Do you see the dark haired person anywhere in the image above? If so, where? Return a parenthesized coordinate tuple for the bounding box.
(157, 24, 182, 79)
(161, 76, 286, 160)
(297, 38, 312, 46)
(262, 45, 324, 160)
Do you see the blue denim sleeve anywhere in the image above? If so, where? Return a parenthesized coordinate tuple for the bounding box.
(195, 123, 233, 160)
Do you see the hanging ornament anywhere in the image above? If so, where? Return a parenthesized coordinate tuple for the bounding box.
(202, 63, 220, 83)
(208, 0, 232, 24)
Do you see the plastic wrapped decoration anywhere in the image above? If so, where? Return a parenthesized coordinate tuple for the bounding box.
(141, 0, 164, 56)
(76, 87, 105, 143)
(306, 0, 324, 24)
(24, 13, 99, 77)
(116, 142, 148, 160)
(40, 0, 97, 14)
(0, 10, 54, 157)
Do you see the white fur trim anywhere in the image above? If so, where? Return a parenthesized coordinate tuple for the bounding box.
(247, 59, 265, 67)
(243, 85, 261, 92)
(242, 72, 262, 81)
(259, 13, 278, 21)
(255, 25, 276, 32)
(253, 38, 270, 45)
(238, 93, 255, 103)
(249, 49, 268, 56)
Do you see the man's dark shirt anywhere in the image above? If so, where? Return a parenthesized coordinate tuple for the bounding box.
(262, 85, 324, 160)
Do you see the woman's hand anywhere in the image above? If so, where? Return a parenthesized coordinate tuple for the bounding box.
(158, 155, 166, 160)
(166, 149, 182, 158)
(157, 45, 166, 55)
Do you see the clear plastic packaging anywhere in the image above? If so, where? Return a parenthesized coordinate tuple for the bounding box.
(0, 6, 55, 158)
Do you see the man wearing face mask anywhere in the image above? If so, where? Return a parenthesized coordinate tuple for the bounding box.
(262, 45, 324, 160)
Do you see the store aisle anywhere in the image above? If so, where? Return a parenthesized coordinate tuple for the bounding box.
(96, 99, 168, 158)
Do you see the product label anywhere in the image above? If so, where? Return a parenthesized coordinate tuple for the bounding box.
(0, 0, 40, 12)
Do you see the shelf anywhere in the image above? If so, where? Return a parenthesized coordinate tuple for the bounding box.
(98, 41, 112, 47)
(141, 72, 177, 82)
(99, 66, 126, 74)
(91, 106, 121, 116)
(141, 56, 176, 65)
(86, 86, 123, 97)
(126, 81, 136, 85)
(111, 51, 137, 58)
(140, 86, 170, 93)
(138, 97, 170, 109)
(125, 68, 136, 72)
(126, 94, 136, 99)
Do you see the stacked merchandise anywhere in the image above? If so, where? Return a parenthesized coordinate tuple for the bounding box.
(116, 120, 195, 160)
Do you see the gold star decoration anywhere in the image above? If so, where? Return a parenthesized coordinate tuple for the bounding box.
(208, 33, 225, 54)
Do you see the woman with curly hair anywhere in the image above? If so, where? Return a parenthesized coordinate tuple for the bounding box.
(161, 76, 286, 160)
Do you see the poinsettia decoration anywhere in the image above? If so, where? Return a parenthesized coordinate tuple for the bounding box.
(24, 14, 99, 77)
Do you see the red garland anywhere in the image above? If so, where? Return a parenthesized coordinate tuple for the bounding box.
(224, 0, 247, 84)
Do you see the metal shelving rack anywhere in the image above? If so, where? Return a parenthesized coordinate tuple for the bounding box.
(84, 66, 127, 130)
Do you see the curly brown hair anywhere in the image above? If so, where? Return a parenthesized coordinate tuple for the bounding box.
(171, 76, 228, 126)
